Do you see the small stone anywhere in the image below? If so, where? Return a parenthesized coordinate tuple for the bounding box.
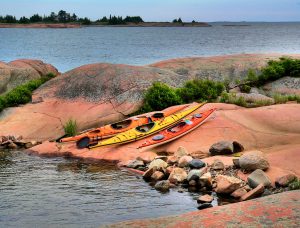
(197, 194, 213, 203)
(148, 159, 168, 171)
(189, 159, 206, 169)
(211, 159, 225, 170)
(168, 167, 188, 184)
(247, 169, 271, 188)
(199, 172, 213, 188)
(167, 156, 178, 165)
(165, 166, 174, 176)
(178, 155, 193, 168)
(126, 160, 144, 169)
(232, 158, 240, 168)
(275, 173, 296, 187)
(24, 142, 33, 149)
(239, 151, 270, 171)
(215, 175, 242, 194)
(197, 203, 213, 210)
(261, 189, 272, 197)
(154, 180, 170, 191)
(209, 141, 234, 155)
(178, 188, 184, 193)
(189, 180, 197, 186)
(175, 146, 188, 158)
(240, 184, 264, 201)
(8, 142, 18, 149)
(151, 171, 165, 181)
(30, 140, 38, 147)
(187, 168, 207, 182)
(231, 188, 247, 198)
(143, 167, 156, 180)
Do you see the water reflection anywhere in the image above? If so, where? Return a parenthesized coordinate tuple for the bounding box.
(0, 151, 198, 227)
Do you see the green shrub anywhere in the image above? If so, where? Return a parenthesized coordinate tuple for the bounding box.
(289, 178, 300, 190)
(219, 92, 247, 107)
(246, 69, 258, 83)
(273, 93, 300, 104)
(143, 82, 182, 111)
(63, 119, 78, 137)
(240, 84, 251, 93)
(0, 73, 56, 112)
(177, 79, 224, 103)
(252, 99, 274, 107)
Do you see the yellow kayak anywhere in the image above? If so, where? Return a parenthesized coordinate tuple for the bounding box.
(89, 103, 204, 149)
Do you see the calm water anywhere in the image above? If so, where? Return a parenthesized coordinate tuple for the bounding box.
(0, 22, 300, 72)
(0, 150, 206, 227)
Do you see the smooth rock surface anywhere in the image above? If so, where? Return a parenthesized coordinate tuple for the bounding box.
(209, 141, 234, 155)
(168, 168, 188, 184)
(187, 168, 206, 182)
(148, 159, 168, 171)
(178, 155, 193, 168)
(240, 184, 265, 201)
(215, 175, 242, 194)
(197, 194, 213, 203)
(188, 159, 206, 169)
(247, 169, 272, 188)
(239, 151, 270, 171)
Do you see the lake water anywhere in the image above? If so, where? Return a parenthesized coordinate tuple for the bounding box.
(0, 150, 206, 227)
(1, 22, 300, 72)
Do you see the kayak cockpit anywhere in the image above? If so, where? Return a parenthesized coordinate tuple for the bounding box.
(110, 119, 132, 130)
(136, 122, 155, 133)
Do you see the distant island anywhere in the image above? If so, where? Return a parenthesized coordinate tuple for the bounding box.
(0, 10, 211, 28)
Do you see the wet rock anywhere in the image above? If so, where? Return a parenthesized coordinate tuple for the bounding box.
(126, 160, 144, 169)
(231, 188, 247, 198)
(199, 172, 213, 188)
(197, 194, 213, 203)
(188, 159, 206, 169)
(151, 171, 165, 181)
(143, 167, 156, 180)
(189, 180, 197, 186)
(197, 203, 213, 210)
(239, 151, 270, 171)
(168, 167, 188, 184)
(209, 141, 234, 155)
(8, 142, 18, 149)
(154, 180, 171, 191)
(148, 159, 168, 171)
(247, 169, 271, 188)
(175, 146, 188, 158)
(232, 158, 240, 168)
(211, 159, 225, 170)
(187, 168, 207, 182)
(275, 173, 296, 187)
(240, 184, 264, 201)
(178, 155, 193, 168)
(215, 175, 242, 194)
(167, 156, 178, 165)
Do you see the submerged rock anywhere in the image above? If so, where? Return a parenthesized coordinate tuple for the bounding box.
(154, 180, 171, 191)
(247, 169, 271, 188)
(197, 203, 213, 210)
(239, 151, 270, 171)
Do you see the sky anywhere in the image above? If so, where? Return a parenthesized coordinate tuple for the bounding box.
(1, 0, 300, 22)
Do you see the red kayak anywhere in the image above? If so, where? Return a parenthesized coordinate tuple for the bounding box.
(137, 108, 216, 149)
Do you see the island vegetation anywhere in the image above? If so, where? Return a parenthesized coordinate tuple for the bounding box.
(135, 57, 300, 114)
(0, 10, 209, 27)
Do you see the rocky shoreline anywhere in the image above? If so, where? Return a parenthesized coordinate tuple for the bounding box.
(1, 54, 300, 226)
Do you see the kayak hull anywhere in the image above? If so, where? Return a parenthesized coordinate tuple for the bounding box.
(137, 108, 216, 149)
(60, 105, 188, 145)
(89, 103, 205, 149)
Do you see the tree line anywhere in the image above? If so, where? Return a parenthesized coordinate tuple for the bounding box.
(0, 11, 193, 25)
(0, 11, 145, 25)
